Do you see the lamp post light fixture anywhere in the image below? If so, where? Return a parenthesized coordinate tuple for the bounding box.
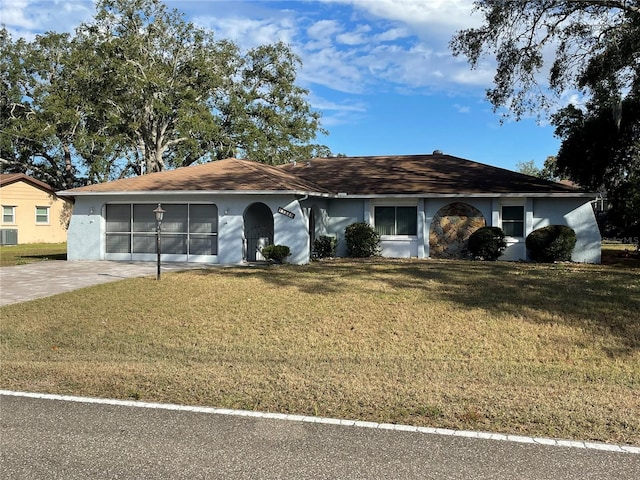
(153, 203, 165, 280)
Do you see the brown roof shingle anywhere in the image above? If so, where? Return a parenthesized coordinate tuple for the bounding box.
(0, 173, 56, 193)
(60, 153, 586, 197)
(63, 158, 326, 194)
(279, 154, 583, 195)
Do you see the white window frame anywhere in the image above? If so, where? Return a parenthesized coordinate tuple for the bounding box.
(35, 206, 50, 224)
(372, 201, 418, 238)
(501, 203, 525, 238)
(2, 205, 16, 224)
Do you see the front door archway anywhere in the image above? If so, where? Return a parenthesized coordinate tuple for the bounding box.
(429, 202, 486, 259)
(244, 203, 274, 262)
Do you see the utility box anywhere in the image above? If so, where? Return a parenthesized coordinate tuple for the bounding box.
(0, 229, 18, 245)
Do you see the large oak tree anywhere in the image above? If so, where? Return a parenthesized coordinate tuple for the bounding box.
(1, 0, 328, 188)
(451, 1, 640, 235)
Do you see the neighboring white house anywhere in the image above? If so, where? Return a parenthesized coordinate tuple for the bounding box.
(58, 153, 601, 264)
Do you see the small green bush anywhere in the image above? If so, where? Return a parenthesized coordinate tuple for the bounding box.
(345, 222, 380, 258)
(312, 235, 336, 259)
(526, 225, 577, 262)
(261, 244, 291, 263)
(467, 226, 507, 260)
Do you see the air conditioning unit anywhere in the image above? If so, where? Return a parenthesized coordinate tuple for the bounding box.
(0, 229, 18, 245)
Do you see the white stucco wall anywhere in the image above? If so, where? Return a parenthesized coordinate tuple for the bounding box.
(532, 198, 601, 263)
(67, 193, 312, 265)
(272, 196, 310, 265)
(67, 197, 104, 260)
(67, 193, 601, 265)
(325, 199, 366, 257)
(422, 196, 599, 263)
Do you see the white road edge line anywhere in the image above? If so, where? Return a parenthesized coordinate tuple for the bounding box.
(1, 389, 638, 454)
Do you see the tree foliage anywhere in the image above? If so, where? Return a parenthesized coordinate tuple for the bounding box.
(450, 0, 640, 119)
(0, 0, 328, 188)
(554, 95, 640, 235)
(451, 0, 640, 233)
(516, 157, 561, 181)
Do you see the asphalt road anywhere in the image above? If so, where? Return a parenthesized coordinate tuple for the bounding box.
(1, 394, 638, 480)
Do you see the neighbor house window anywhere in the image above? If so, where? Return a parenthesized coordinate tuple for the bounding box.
(375, 206, 417, 236)
(2, 206, 16, 224)
(105, 203, 218, 256)
(35, 206, 50, 224)
(502, 205, 524, 237)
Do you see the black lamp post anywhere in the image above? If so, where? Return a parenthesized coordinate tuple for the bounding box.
(153, 203, 165, 280)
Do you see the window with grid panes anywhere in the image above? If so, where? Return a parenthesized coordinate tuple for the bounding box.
(105, 203, 218, 255)
(2, 206, 15, 223)
(35, 206, 49, 224)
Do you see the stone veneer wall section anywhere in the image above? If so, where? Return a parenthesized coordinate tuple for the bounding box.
(429, 202, 486, 259)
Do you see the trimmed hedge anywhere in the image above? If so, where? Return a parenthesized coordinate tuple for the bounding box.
(312, 235, 337, 259)
(345, 223, 380, 258)
(467, 226, 507, 260)
(260, 244, 291, 263)
(526, 225, 577, 262)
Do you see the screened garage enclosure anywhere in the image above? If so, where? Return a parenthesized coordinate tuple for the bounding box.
(105, 203, 218, 262)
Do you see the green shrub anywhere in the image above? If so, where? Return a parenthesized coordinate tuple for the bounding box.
(345, 222, 380, 258)
(312, 235, 336, 259)
(260, 244, 291, 263)
(526, 225, 577, 262)
(467, 226, 507, 260)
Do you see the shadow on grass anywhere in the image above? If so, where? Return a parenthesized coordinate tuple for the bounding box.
(193, 259, 640, 356)
(20, 253, 67, 261)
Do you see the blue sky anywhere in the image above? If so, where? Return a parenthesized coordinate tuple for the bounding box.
(1, 0, 564, 171)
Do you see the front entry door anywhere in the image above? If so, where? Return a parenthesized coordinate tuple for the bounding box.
(243, 203, 274, 262)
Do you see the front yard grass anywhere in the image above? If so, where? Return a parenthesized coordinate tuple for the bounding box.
(0, 243, 67, 267)
(1, 258, 638, 446)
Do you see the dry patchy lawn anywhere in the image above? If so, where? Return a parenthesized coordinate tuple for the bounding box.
(0, 243, 67, 267)
(1, 259, 638, 445)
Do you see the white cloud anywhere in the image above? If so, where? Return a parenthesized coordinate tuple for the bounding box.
(454, 104, 470, 114)
(3, 0, 494, 108)
(190, 0, 490, 98)
(309, 93, 368, 126)
(308, 19, 341, 41)
(375, 27, 409, 42)
(319, 0, 482, 33)
(194, 14, 297, 50)
(1, 0, 95, 39)
(1, 0, 35, 29)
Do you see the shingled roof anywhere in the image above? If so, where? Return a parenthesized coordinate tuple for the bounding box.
(62, 158, 327, 195)
(279, 154, 584, 196)
(1, 173, 56, 193)
(60, 153, 588, 197)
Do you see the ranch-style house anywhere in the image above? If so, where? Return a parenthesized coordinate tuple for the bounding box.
(58, 153, 601, 264)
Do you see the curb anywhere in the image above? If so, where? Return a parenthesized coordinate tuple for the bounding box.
(1, 390, 638, 454)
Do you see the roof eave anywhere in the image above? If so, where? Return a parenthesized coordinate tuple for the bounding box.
(57, 189, 332, 198)
(326, 192, 597, 199)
